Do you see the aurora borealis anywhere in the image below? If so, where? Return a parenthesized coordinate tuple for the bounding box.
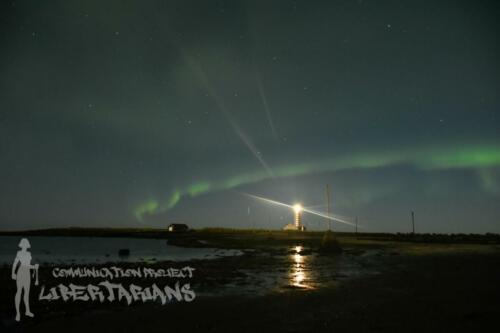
(134, 144, 500, 223)
(1, 0, 499, 232)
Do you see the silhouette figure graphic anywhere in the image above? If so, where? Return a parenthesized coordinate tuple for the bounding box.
(12, 238, 38, 322)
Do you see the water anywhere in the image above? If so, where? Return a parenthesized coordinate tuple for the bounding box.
(0, 235, 242, 265)
(199, 245, 381, 297)
(2, 236, 380, 298)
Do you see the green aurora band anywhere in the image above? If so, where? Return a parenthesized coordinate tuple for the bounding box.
(133, 144, 500, 222)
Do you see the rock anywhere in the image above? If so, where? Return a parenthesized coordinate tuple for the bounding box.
(319, 231, 342, 254)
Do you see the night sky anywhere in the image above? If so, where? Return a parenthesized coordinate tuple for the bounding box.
(1, 0, 499, 233)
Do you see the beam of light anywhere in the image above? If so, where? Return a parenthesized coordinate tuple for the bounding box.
(242, 192, 295, 210)
(163, 26, 274, 178)
(181, 50, 274, 178)
(133, 143, 500, 222)
(241, 193, 357, 227)
(302, 207, 357, 227)
(246, 11, 280, 144)
(255, 71, 279, 143)
(301, 204, 354, 222)
(230, 121, 275, 177)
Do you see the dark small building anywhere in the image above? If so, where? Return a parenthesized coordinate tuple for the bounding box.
(167, 223, 189, 232)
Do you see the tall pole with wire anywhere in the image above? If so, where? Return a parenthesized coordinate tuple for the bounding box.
(326, 184, 331, 231)
(355, 216, 358, 236)
(411, 211, 415, 235)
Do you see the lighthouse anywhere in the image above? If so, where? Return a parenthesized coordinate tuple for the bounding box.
(293, 204, 302, 228)
(284, 203, 306, 231)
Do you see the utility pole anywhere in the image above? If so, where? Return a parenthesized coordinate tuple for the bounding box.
(411, 211, 415, 234)
(325, 184, 331, 231)
(247, 206, 252, 230)
(355, 216, 358, 236)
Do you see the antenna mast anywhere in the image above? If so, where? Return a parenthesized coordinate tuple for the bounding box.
(326, 184, 331, 231)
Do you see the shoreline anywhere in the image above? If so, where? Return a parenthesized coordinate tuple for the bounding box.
(1, 231, 500, 332)
(2, 248, 499, 332)
(1, 228, 500, 247)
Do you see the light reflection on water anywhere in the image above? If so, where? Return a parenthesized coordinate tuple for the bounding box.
(200, 245, 381, 297)
(289, 245, 313, 289)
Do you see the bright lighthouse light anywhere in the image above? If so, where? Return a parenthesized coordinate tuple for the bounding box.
(293, 204, 303, 213)
(293, 203, 303, 229)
